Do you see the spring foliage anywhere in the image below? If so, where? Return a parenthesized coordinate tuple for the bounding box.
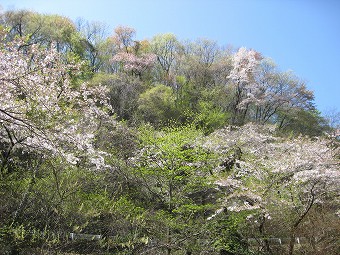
(0, 10, 339, 255)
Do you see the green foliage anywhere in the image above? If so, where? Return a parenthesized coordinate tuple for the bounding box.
(278, 108, 330, 137)
(0, 8, 338, 255)
(89, 72, 145, 120)
(172, 76, 230, 133)
(137, 84, 178, 126)
(131, 124, 220, 253)
(195, 101, 229, 134)
(208, 212, 251, 255)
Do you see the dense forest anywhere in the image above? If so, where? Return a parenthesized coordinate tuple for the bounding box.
(0, 10, 339, 255)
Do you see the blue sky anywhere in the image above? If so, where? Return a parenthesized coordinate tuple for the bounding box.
(1, 0, 339, 113)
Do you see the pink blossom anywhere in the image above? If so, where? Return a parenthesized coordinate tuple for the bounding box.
(112, 52, 156, 75)
(0, 35, 114, 168)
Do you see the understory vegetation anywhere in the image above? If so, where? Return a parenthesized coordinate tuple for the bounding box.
(0, 10, 339, 255)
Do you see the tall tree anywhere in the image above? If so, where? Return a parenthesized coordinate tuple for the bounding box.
(76, 18, 108, 72)
(227, 47, 262, 125)
(111, 25, 136, 53)
(130, 125, 218, 254)
(150, 33, 182, 84)
(0, 31, 113, 172)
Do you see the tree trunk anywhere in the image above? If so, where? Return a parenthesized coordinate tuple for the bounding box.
(258, 214, 272, 254)
(288, 232, 295, 255)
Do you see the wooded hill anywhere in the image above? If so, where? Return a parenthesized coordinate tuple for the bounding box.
(0, 10, 339, 255)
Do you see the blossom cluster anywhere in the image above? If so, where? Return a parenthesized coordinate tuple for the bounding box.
(0, 36, 114, 168)
(228, 47, 261, 85)
(202, 124, 339, 216)
(112, 52, 156, 74)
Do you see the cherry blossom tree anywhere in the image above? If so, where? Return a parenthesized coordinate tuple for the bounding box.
(203, 124, 339, 254)
(227, 47, 262, 125)
(229, 57, 316, 133)
(111, 51, 156, 77)
(0, 32, 114, 171)
(110, 26, 156, 77)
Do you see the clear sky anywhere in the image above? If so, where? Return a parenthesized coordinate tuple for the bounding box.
(1, 0, 339, 113)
